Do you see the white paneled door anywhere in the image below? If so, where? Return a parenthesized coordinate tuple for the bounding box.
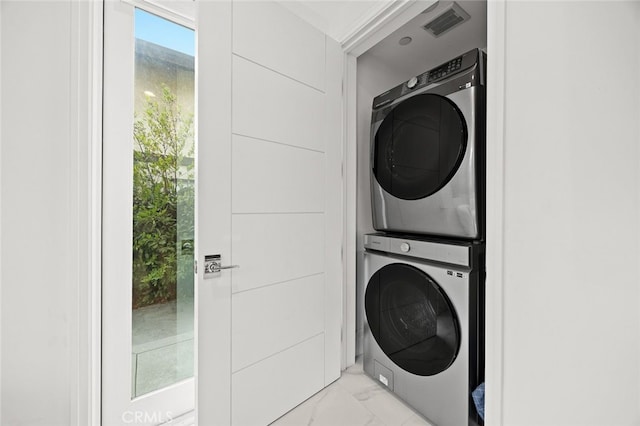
(197, 2, 343, 426)
(103, 1, 342, 424)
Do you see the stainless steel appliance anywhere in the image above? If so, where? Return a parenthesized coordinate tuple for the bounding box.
(363, 233, 484, 426)
(370, 49, 486, 240)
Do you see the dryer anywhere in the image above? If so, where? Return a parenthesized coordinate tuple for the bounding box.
(363, 233, 484, 426)
(370, 49, 486, 239)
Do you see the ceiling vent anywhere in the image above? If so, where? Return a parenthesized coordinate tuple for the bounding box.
(422, 2, 470, 37)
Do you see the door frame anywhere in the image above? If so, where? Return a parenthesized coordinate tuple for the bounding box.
(339, 1, 507, 425)
(72, 0, 103, 424)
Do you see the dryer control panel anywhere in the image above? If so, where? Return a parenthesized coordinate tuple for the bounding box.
(372, 48, 482, 109)
(427, 55, 463, 82)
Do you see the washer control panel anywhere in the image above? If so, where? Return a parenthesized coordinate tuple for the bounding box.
(364, 233, 472, 267)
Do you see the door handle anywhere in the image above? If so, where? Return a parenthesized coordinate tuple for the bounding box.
(215, 264, 239, 271)
(204, 254, 239, 278)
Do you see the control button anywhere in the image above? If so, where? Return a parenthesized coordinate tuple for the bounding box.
(400, 242, 411, 253)
(407, 76, 419, 89)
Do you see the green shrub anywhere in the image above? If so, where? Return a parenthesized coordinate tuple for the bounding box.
(132, 86, 194, 308)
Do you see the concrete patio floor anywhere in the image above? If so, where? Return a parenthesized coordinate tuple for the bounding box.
(131, 299, 194, 397)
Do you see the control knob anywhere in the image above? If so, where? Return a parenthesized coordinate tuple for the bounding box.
(407, 76, 418, 89)
(400, 242, 411, 253)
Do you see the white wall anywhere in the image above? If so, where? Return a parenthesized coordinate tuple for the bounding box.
(2, 2, 72, 424)
(1, 1, 98, 425)
(497, 1, 640, 424)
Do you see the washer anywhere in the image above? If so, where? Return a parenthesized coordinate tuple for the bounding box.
(370, 48, 486, 239)
(363, 233, 484, 426)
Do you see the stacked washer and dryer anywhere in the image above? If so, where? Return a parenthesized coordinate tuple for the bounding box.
(363, 48, 486, 426)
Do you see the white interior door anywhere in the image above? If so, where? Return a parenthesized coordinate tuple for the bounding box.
(103, 1, 342, 424)
(197, 1, 344, 425)
(102, 1, 198, 424)
(195, 1, 232, 424)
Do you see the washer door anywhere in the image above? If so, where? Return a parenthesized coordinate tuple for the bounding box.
(365, 263, 460, 376)
(373, 94, 467, 200)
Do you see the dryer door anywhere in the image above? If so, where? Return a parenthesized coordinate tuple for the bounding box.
(373, 94, 467, 200)
(365, 263, 460, 376)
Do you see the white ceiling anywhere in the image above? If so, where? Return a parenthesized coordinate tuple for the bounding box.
(363, 0, 487, 80)
(277, 0, 393, 42)
(279, 0, 486, 81)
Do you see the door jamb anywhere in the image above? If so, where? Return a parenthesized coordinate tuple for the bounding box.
(484, 2, 507, 425)
(71, 0, 103, 424)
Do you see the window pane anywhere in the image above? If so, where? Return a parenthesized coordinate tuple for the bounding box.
(131, 8, 195, 398)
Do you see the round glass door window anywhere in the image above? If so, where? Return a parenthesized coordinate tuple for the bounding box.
(365, 263, 460, 376)
(373, 94, 467, 200)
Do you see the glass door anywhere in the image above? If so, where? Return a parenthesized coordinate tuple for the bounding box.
(102, 2, 196, 424)
(373, 94, 467, 200)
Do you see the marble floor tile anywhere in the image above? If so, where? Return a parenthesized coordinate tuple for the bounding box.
(273, 383, 384, 426)
(272, 360, 433, 426)
(400, 414, 433, 426)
